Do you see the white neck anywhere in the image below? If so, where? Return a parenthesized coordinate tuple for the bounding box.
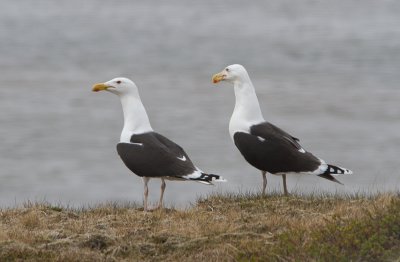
(229, 78, 264, 139)
(119, 93, 153, 142)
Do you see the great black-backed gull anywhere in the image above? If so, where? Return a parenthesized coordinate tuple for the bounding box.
(92, 77, 225, 211)
(212, 64, 352, 195)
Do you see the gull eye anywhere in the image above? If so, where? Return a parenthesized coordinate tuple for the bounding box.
(116, 80, 121, 84)
(226, 68, 230, 72)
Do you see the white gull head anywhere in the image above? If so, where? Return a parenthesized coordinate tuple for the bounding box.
(92, 77, 153, 142)
(212, 64, 251, 85)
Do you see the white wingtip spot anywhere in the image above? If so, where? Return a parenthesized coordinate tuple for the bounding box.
(345, 169, 353, 175)
(177, 155, 186, 161)
(298, 148, 306, 153)
(257, 136, 265, 142)
(214, 177, 227, 182)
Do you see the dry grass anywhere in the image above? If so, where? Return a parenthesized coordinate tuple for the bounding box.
(1, 192, 399, 261)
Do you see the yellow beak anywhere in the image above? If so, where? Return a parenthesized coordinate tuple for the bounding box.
(92, 83, 108, 92)
(212, 72, 226, 83)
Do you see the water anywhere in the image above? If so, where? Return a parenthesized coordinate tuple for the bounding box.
(1, 0, 399, 208)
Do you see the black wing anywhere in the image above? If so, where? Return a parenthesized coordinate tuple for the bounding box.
(233, 122, 321, 174)
(116, 132, 197, 178)
(252, 122, 302, 151)
(152, 133, 192, 163)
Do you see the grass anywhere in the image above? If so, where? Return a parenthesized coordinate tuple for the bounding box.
(0, 192, 399, 261)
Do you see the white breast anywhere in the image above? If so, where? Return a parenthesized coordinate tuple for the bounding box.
(229, 111, 251, 139)
(120, 129, 134, 143)
(229, 81, 264, 140)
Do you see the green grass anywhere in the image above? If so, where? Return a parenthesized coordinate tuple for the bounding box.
(1, 192, 399, 261)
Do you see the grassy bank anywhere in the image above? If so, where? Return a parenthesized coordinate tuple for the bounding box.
(1, 193, 399, 261)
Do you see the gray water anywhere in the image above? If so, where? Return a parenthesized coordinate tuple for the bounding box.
(1, 0, 400, 208)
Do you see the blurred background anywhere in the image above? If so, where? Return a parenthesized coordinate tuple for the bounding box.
(1, 0, 399, 208)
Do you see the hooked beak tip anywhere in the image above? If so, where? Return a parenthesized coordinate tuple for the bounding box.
(92, 83, 108, 92)
(212, 73, 225, 84)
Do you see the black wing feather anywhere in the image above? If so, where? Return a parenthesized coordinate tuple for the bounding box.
(116, 132, 196, 178)
(233, 122, 321, 174)
(252, 122, 302, 151)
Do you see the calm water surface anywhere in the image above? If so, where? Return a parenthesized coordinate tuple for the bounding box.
(1, 0, 399, 207)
